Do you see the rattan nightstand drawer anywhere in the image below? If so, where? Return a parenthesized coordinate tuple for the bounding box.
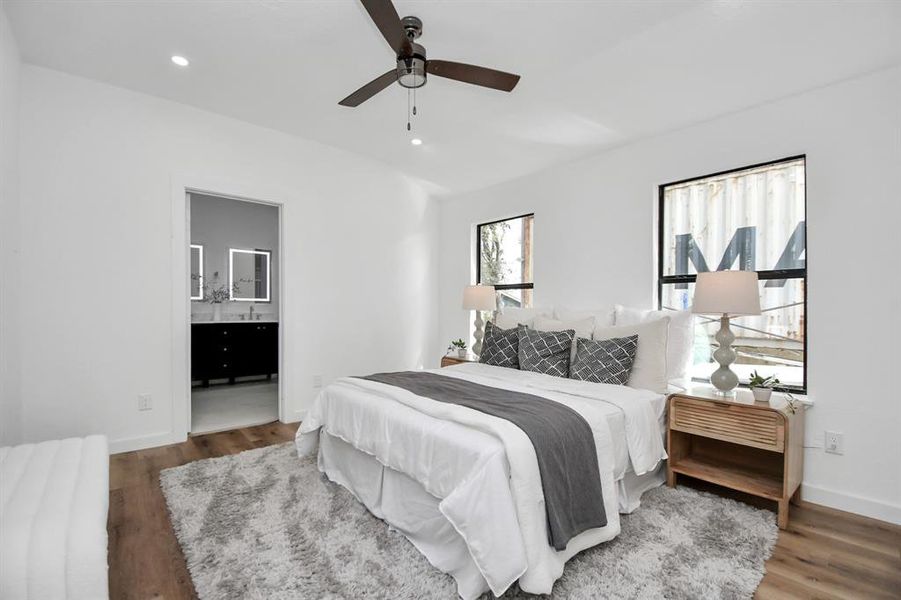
(670, 397, 784, 452)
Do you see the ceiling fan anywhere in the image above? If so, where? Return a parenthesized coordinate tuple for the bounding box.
(338, 0, 521, 108)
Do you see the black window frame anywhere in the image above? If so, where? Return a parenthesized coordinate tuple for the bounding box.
(476, 213, 535, 299)
(657, 155, 807, 394)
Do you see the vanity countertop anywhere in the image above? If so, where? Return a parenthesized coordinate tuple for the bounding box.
(191, 319, 279, 325)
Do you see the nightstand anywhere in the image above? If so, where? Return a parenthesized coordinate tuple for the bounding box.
(667, 388, 805, 529)
(440, 354, 479, 367)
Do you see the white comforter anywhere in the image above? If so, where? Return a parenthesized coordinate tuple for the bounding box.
(0, 435, 110, 600)
(297, 363, 666, 597)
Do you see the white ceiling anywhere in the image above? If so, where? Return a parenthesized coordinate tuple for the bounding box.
(5, 0, 900, 194)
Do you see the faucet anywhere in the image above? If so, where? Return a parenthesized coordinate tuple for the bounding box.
(249, 304, 255, 321)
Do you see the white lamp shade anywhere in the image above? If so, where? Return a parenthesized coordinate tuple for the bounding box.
(691, 271, 761, 316)
(462, 285, 497, 311)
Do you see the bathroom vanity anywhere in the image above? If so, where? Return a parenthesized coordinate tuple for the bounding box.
(191, 321, 278, 386)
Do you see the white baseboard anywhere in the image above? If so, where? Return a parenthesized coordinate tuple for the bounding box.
(802, 482, 901, 525)
(109, 430, 178, 454)
(285, 409, 306, 424)
(109, 412, 304, 454)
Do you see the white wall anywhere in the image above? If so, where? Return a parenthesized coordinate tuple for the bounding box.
(439, 67, 901, 523)
(0, 8, 22, 446)
(14, 65, 438, 452)
(190, 193, 280, 320)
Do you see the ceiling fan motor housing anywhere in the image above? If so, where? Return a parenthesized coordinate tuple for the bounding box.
(338, 3, 520, 107)
(401, 15, 422, 39)
(397, 41, 426, 88)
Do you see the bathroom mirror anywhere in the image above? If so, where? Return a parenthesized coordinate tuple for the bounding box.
(229, 248, 271, 302)
(190, 244, 204, 300)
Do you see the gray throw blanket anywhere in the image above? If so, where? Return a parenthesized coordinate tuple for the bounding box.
(358, 371, 607, 551)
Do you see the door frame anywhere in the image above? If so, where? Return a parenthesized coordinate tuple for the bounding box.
(170, 174, 289, 441)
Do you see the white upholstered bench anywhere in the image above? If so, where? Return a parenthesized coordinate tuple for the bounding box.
(1, 435, 109, 599)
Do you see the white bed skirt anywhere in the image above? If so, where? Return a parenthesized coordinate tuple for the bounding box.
(618, 462, 666, 514)
(316, 431, 664, 598)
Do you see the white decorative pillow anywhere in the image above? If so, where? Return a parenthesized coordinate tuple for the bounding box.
(615, 305, 695, 386)
(555, 306, 615, 327)
(593, 318, 670, 393)
(494, 306, 553, 330)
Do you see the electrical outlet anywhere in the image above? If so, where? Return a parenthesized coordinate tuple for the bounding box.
(825, 431, 844, 454)
(312, 375, 323, 388)
(138, 393, 153, 411)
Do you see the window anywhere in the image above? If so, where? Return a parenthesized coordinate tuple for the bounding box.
(658, 156, 806, 392)
(477, 214, 534, 308)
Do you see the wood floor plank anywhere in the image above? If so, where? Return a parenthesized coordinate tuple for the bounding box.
(764, 545, 898, 600)
(107, 488, 127, 598)
(775, 527, 901, 583)
(107, 421, 899, 600)
(109, 452, 146, 492)
(106, 422, 298, 599)
(789, 502, 901, 559)
(755, 570, 845, 600)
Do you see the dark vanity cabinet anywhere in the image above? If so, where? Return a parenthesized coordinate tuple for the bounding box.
(191, 322, 278, 385)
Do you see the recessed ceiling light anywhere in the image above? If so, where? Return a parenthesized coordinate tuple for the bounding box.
(410, 138, 423, 146)
(171, 55, 190, 67)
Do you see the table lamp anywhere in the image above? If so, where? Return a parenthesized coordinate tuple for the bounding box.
(463, 284, 497, 356)
(692, 271, 761, 395)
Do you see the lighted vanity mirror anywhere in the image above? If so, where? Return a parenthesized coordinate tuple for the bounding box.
(190, 244, 204, 300)
(229, 248, 271, 302)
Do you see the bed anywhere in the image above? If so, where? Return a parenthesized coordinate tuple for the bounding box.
(0, 435, 110, 600)
(296, 362, 667, 599)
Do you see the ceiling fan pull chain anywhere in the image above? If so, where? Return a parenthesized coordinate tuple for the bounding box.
(413, 87, 417, 116)
(407, 88, 412, 131)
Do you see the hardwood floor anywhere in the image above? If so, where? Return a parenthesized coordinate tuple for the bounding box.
(109, 423, 900, 599)
(108, 421, 300, 599)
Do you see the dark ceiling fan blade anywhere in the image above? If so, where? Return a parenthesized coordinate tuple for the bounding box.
(426, 60, 520, 92)
(359, 0, 412, 56)
(338, 70, 398, 107)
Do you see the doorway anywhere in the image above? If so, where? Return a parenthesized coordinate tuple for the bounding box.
(187, 192, 281, 434)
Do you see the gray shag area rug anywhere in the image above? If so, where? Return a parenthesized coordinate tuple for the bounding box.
(161, 442, 778, 599)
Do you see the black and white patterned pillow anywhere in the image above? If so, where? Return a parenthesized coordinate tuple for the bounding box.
(479, 321, 520, 369)
(518, 327, 575, 378)
(569, 335, 638, 385)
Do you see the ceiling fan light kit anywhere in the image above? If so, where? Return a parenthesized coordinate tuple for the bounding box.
(397, 17, 426, 89)
(340, 0, 521, 132)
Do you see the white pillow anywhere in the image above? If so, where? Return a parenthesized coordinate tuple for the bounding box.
(533, 315, 595, 340)
(494, 306, 553, 330)
(615, 305, 695, 386)
(593, 318, 670, 393)
(554, 306, 615, 327)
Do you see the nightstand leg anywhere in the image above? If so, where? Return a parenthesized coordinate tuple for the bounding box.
(791, 487, 802, 505)
(667, 470, 677, 488)
(777, 499, 790, 529)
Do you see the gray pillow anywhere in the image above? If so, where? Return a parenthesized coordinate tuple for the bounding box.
(569, 335, 638, 385)
(479, 321, 520, 369)
(518, 327, 574, 378)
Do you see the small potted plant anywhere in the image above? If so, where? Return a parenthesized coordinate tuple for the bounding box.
(204, 281, 238, 321)
(748, 370, 779, 402)
(448, 339, 468, 359)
